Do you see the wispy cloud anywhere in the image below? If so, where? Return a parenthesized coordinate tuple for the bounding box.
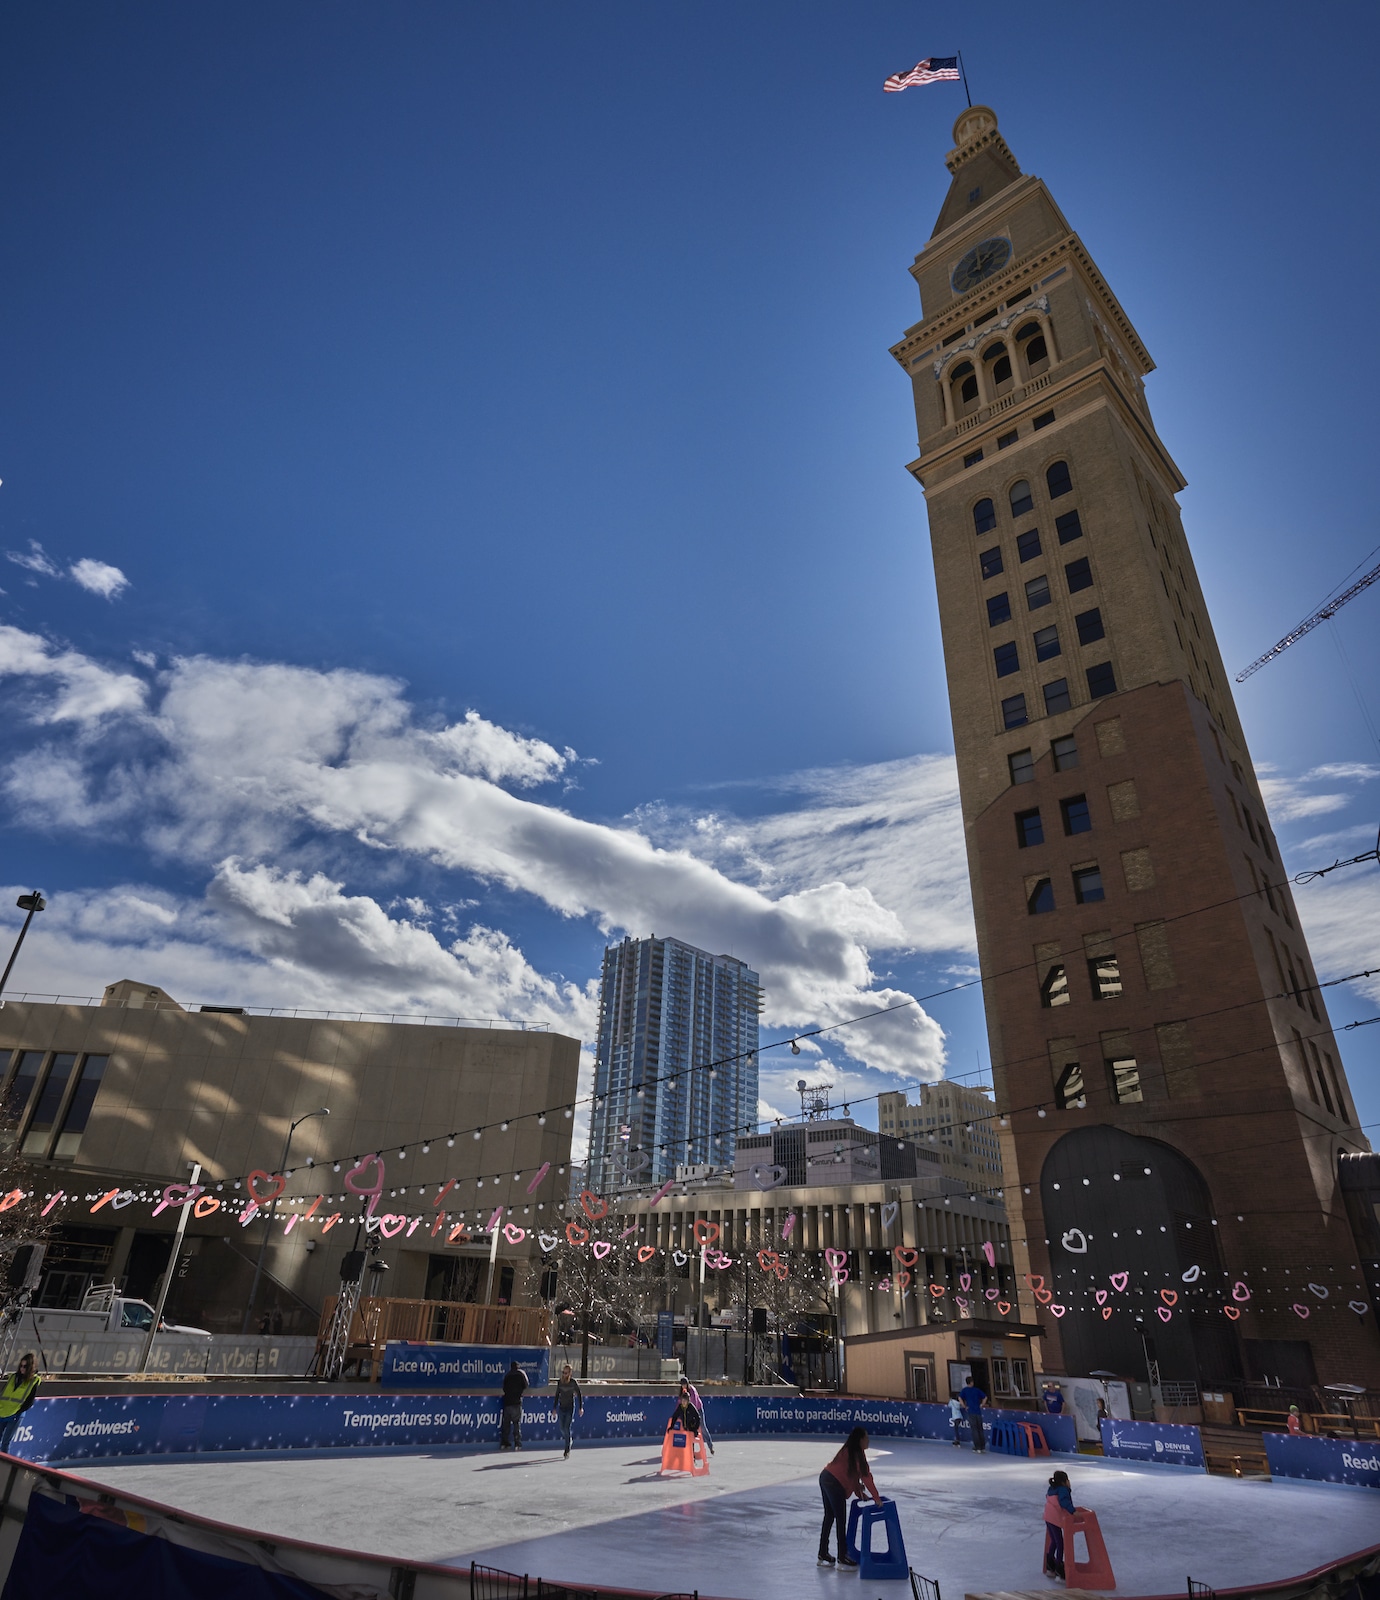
(6, 541, 62, 579)
(4, 541, 130, 599)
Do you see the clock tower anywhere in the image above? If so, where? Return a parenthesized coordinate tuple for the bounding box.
(892, 108, 1379, 1396)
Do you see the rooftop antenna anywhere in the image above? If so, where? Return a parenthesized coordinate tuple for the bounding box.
(798, 1079, 832, 1121)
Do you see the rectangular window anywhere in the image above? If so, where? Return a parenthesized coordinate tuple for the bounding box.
(1323, 1051, 1349, 1123)
(21, 1054, 77, 1157)
(987, 593, 1013, 626)
(1033, 410, 1055, 430)
(1027, 878, 1055, 914)
(51, 1055, 108, 1159)
(1025, 575, 1051, 610)
(1055, 509, 1083, 544)
(980, 546, 1004, 579)
(1034, 625, 1061, 661)
(991, 1356, 1011, 1394)
(1089, 955, 1122, 999)
(1075, 607, 1105, 645)
(1016, 529, 1042, 562)
(1054, 1060, 1085, 1108)
(994, 641, 1020, 677)
(1052, 735, 1078, 771)
(1108, 1057, 1143, 1103)
(997, 430, 1018, 449)
(964, 449, 985, 468)
(1043, 678, 1071, 715)
(1063, 556, 1095, 595)
(4, 1051, 45, 1121)
(1073, 866, 1105, 903)
(1016, 808, 1044, 847)
(1061, 795, 1092, 834)
(1040, 965, 1070, 1007)
(1085, 661, 1117, 698)
(1002, 694, 1029, 729)
(1008, 749, 1035, 785)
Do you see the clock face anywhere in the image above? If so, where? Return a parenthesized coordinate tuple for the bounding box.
(951, 236, 1012, 293)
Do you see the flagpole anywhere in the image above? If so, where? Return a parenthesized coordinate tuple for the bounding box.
(957, 51, 973, 108)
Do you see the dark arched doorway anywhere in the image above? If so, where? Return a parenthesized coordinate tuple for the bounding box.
(1040, 1126, 1240, 1392)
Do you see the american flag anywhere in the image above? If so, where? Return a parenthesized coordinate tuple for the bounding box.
(883, 56, 961, 93)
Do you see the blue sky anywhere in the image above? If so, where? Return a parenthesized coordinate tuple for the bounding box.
(1, 1, 1377, 1148)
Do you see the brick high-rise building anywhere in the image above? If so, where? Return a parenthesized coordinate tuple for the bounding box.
(890, 106, 1377, 1396)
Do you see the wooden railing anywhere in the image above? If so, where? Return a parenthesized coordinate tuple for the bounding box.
(316, 1296, 549, 1380)
(1236, 1408, 1380, 1438)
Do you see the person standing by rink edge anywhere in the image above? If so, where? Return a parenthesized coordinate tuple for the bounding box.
(817, 1426, 880, 1569)
(947, 1391, 964, 1447)
(1043, 1469, 1084, 1581)
(0, 1354, 40, 1454)
(499, 1361, 528, 1451)
(959, 1374, 988, 1452)
(555, 1363, 583, 1457)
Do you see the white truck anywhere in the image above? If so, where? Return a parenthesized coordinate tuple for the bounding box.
(17, 1282, 211, 1341)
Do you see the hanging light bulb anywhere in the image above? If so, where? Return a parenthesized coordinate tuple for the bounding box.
(447, 1137, 455, 1148)
(791, 1040, 801, 1055)
(500, 1122, 509, 1132)
(538, 1114, 547, 1126)
(564, 1106, 573, 1118)
(473, 1129, 482, 1140)
(422, 1144, 430, 1155)
(333, 1162, 341, 1172)
(397, 1148, 406, 1159)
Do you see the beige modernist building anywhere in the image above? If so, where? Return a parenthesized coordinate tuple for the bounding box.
(891, 107, 1375, 1395)
(0, 982, 580, 1332)
(877, 1082, 1005, 1185)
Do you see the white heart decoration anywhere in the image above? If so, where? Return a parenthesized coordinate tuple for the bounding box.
(1181, 1265, 1201, 1284)
(1348, 1300, 1370, 1316)
(1048, 1304, 1066, 1318)
(537, 1231, 559, 1253)
(881, 1201, 899, 1231)
(1061, 1228, 1088, 1254)
(1307, 1282, 1329, 1300)
(591, 1241, 612, 1260)
(672, 1250, 688, 1267)
(751, 1163, 787, 1191)
(111, 1190, 136, 1210)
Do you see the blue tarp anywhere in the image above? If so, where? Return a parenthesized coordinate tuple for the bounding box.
(379, 1342, 549, 1388)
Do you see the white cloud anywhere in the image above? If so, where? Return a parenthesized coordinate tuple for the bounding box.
(0, 624, 147, 722)
(69, 558, 130, 600)
(0, 627, 953, 1080)
(1293, 873, 1380, 1009)
(5, 540, 61, 578)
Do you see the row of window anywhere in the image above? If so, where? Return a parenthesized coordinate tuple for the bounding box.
(1015, 794, 1092, 847)
(981, 517, 1086, 581)
(973, 462, 1072, 534)
(1001, 663, 1117, 729)
(991, 609, 1106, 666)
(1009, 734, 1079, 784)
(962, 408, 1056, 469)
(947, 321, 1050, 412)
(2, 1050, 107, 1160)
(1053, 1055, 1143, 1109)
(985, 559, 1089, 611)
(1040, 955, 1122, 1007)
(1027, 865, 1104, 914)
(1291, 1026, 1349, 1122)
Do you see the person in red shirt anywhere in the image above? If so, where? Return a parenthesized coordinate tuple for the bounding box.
(817, 1426, 881, 1568)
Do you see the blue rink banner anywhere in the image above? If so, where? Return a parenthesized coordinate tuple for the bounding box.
(380, 1343, 549, 1388)
(8, 1392, 1075, 1465)
(1264, 1432, 1380, 1490)
(1100, 1418, 1205, 1470)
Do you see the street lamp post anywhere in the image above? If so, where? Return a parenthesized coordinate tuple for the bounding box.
(241, 1107, 330, 1334)
(0, 892, 46, 1002)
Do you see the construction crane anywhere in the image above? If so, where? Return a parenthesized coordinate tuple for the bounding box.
(1236, 552, 1380, 681)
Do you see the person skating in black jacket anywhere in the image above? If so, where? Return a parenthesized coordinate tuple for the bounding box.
(500, 1361, 528, 1451)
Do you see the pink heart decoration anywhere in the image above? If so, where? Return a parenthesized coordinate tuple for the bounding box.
(378, 1214, 407, 1239)
(894, 1247, 919, 1267)
(984, 1287, 999, 1301)
(1033, 1287, 1053, 1304)
(193, 1194, 221, 1219)
(959, 1272, 972, 1291)
(247, 1170, 286, 1206)
(1110, 1272, 1129, 1293)
(981, 1241, 996, 1268)
(581, 1191, 610, 1222)
(591, 1240, 613, 1260)
(1222, 1306, 1240, 1321)
(344, 1154, 385, 1208)
(1049, 1304, 1066, 1318)
(1025, 1274, 1045, 1291)
(1101, 1307, 1113, 1321)
(996, 1300, 1011, 1315)
(1291, 1302, 1310, 1319)
(878, 1276, 892, 1292)
(637, 1245, 657, 1263)
(1232, 1281, 1251, 1302)
(832, 1268, 850, 1284)
(503, 1223, 526, 1244)
(897, 1270, 911, 1290)
(152, 1182, 204, 1218)
(0, 1190, 24, 1213)
(824, 1248, 849, 1270)
(1095, 1290, 1108, 1305)
(955, 1297, 970, 1316)
(1160, 1289, 1178, 1307)
(1156, 1306, 1172, 1322)
(929, 1284, 946, 1298)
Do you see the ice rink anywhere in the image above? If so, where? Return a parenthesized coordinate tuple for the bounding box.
(79, 1435, 1378, 1598)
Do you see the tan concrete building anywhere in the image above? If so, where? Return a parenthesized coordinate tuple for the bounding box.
(891, 107, 1376, 1397)
(877, 1082, 1004, 1186)
(0, 982, 580, 1333)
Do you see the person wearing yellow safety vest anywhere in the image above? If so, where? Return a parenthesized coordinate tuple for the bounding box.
(0, 1354, 41, 1453)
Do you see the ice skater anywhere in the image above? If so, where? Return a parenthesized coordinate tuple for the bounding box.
(1043, 1469, 1082, 1580)
(959, 1374, 987, 1452)
(817, 1426, 879, 1569)
(555, 1363, 583, 1457)
(499, 1360, 528, 1451)
(947, 1391, 964, 1447)
(678, 1377, 714, 1455)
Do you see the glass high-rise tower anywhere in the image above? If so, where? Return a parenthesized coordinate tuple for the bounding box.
(587, 936, 761, 1192)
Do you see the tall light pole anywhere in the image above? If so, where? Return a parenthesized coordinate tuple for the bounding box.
(0, 892, 45, 1002)
(241, 1107, 329, 1334)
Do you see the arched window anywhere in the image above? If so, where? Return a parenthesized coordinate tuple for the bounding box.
(1017, 320, 1050, 375)
(983, 341, 1013, 388)
(950, 360, 978, 411)
(973, 497, 997, 535)
(1009, 479, 1034, 518)
(1046, 460, 1073, 499)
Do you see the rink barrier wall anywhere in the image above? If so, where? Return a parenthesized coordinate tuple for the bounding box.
(3, 1390, 1078, 1464)
(1263, 1432, 1380, 1490)
(1098, 1417, 1206, 1470)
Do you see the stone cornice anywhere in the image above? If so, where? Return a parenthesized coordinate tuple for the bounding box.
(945, 125, 1021, 178)
(891, 232, 1154, 378)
